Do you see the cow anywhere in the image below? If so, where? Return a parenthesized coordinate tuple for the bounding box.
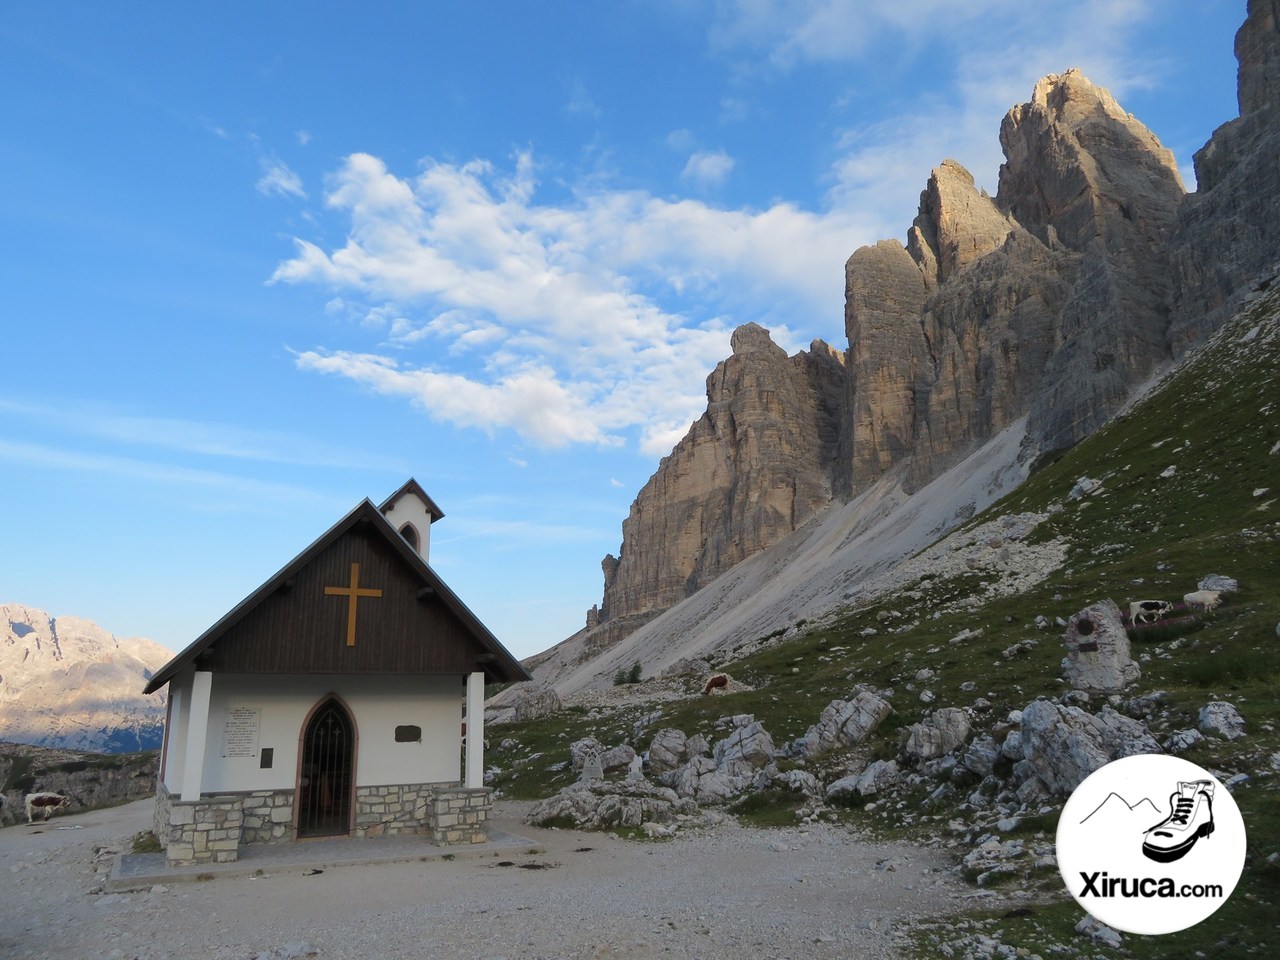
(702, 673, 730, 695)
(1183, 590, 1222, 613)
(24, 792, 72, 824)
(1129, 600, 1173, 625)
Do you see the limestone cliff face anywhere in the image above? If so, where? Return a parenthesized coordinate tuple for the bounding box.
(1170, 0, 1280, 348)
(844, 68, 1184, 494)
(576, 7, 1280, 650)
(598, 325, 844, 628)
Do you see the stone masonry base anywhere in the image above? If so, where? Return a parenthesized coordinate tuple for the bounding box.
(155, 782, 490, 865)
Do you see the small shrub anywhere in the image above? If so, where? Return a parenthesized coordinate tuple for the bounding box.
(626, 662, 642, 684)
(130, 830, 163, 854)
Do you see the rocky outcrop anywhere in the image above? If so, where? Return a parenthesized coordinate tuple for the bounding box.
(844, 68, 1183, 493)
(596, 326, 845, 631)
(1012, 700, 1160, 800)
(1170, 0, 1280, 348)
(0, 604, 171, 753)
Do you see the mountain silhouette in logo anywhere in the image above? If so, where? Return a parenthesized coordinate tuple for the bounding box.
(1080, 792, 1162, 827)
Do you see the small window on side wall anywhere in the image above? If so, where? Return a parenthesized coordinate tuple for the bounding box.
(395, 725, 422, 743)
(399, 523, 419, 552)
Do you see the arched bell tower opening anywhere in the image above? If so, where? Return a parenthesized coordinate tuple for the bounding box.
(296, 696, 356, 838)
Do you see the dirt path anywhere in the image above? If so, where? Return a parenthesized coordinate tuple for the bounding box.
(0, 799, 971, 959)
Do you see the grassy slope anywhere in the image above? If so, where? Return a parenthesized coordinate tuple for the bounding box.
(489, 289, 1280, 957)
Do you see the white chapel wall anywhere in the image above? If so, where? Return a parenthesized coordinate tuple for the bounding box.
(199, 673, 462, 794)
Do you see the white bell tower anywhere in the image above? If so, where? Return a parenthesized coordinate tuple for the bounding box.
(379, 478, 445, 563)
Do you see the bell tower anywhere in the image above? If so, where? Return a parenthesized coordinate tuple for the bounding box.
(379, 478, 445, 563)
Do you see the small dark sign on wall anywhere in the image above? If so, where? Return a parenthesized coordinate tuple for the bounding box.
(394, 725, 422, 743)
(260, 748, 274, 769)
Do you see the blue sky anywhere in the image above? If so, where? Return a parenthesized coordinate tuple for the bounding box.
(0, 1, 1243, 660)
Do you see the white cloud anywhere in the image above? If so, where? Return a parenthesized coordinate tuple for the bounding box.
(565, 78, 601, 119)
(257, 160, 306, 199)
(271, 1, 1179, 457)
(273, 151, 867, 454)
(297, 129, 313, 146)
(681, 149, 736, 189)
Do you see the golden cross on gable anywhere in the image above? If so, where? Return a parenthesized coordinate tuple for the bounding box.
(324, 562, 383, 646)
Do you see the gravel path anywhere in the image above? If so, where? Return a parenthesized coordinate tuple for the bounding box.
(1, 799, 970, 959)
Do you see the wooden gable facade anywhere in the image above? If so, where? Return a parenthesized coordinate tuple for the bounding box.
(147, 485, 529, 868)
(145, 499, 524, 688)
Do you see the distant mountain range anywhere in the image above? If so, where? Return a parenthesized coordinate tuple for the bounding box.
(0, 603, 171, 753)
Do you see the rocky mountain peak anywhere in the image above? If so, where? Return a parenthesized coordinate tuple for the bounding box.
(1, 603, 171, 753)
(908, 158, 1015, 286)
(729, 321, 785, 357)
(998, 67, 1183, 253)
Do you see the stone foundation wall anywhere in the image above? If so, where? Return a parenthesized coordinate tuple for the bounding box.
(354, 783, 435, 838)
(153, 783, 174, 841)
(153, 782, 492, 863)
(240, 789, 296, 845)
(163, 794, 245, 866)
(429, 786, 492, 844)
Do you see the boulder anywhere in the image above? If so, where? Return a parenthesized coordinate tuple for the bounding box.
(798, 690, 893, 758)
(1164, 728, 1205, 753)
(526, 779, 696, 829)
(647, 729, 687, 774)
(961, 735, 1000, 777)
(1061, 599, 1139, 693)
(1016, 700, 1160, 798)
(601, 744, 637, 774)
(773, 769, 822, 799)
(1198, 701, 1246, 740)
(712, 721, 775, 772)
(512, 684, 563, 722)
(1197, 574, 1239, 593)
(854, 759, 901, 796)
(670, 756, 752, 805)
(825, 775, 862, 801)
(904, 707, 972, 761)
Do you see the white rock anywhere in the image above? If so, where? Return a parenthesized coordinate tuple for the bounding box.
(1198, 701, 1246, 740)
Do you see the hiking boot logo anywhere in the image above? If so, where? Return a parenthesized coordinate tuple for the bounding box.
(1142, 780, 1215, 863)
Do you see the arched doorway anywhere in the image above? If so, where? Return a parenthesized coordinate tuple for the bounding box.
(297, 697, 355, 838)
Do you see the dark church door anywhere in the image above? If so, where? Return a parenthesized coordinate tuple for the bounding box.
(297, 698, 355, 838)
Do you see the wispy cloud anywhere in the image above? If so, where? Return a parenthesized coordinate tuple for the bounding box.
(257, 159, 306, 199)
(296, 129, 313, 146)
(564, 77, 602, 119)
(0, 437, 328, 504)
(681, 149, 735, 189)
(271, 0, 1180, 457)
(0, 398, 404, 471)
(273, 151, 866, 454)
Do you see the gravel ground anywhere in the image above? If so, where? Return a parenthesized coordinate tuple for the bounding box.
(0, 799, 971, 960)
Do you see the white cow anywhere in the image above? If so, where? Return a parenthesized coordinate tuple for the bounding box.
(24, 792, 71, 823)
(1183, 590, 1222, 612)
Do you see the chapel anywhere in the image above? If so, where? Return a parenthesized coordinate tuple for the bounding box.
(144, 479, 529, 867)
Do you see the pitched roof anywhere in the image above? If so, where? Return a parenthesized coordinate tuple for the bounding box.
(379, 477, 445, 523)
(143, 498, 528, 694)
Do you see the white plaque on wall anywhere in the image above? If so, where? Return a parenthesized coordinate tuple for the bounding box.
(223, 707, 261, 758)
